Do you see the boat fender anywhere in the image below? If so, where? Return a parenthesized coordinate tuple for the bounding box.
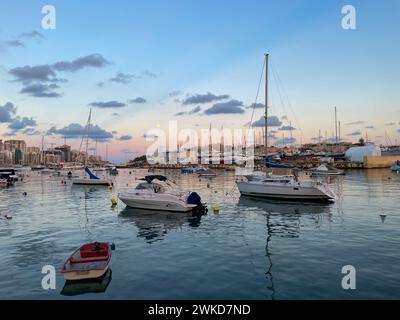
(23, 192, 27, 196)
(110, 243, 116, 251)
(111, 197, 117, 206)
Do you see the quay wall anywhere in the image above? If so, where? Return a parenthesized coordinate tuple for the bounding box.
(364, 155, 400, 168)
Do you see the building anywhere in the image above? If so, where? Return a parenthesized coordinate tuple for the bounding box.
(4, 140, 26, 152)
(55, 144, 72, 162)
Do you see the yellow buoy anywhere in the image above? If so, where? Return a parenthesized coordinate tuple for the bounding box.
(213, 207, 220, 214)
(111, 197, 117, 207)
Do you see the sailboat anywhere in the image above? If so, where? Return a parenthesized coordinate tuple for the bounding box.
(72, 109, 111, 186)
(236, 54, 336, 202)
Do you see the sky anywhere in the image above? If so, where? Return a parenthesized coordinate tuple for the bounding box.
(0, 0, 399, 163)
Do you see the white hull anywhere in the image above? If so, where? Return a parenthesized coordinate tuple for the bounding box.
(119, 193, 196, 212)
(72, 178, 110, 185)
(236, 181, 335, 201)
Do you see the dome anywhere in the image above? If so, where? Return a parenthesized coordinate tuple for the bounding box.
(345, 145, 381, 162)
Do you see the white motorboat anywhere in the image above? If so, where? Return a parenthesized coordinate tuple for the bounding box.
(72, 167, 110, 186)
(118, 175, 207, 213)
(237, 174, 336, 201)
(310, 164, 344, 176)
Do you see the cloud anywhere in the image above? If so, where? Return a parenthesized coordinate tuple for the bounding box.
(128, 97, 146, 104)
(0, 102, 17, 123)
(5, 40, 25, 48)
(252, 115, 282, 128)
(204, 100, 244, 115)
(247, 102, 265, 109)
(117, 135, 133, 141)
(0, 30, 44, 51)
(8, 117, 37, 130)
(89, 101, 126, 108)
(97, 82, 105, 88)
(109, 72, 135, 84)
(19, 83, 61, 98)
(274, 137, 296, 145)
(278, 125, 296, 131)
(143, 70, 157, 78)
(47, 123, 113, 141)
(9, 65, 61, 84)
(22, 128, 41, 136)
(183, 92, 230, 105)
(346, 120, 364, 125)
(52, 54, 110, 72)
(347, 131, 362, 136)
(111, 113, 119, 117)
(169, 90, 182, 97)
(175, 106, 202, 116)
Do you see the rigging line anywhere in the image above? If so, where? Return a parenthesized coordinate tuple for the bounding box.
(271, 61, 304, 137)
(248, 56, 266, 132)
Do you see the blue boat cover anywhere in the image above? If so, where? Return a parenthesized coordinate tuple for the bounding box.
(85, 166, 100, 180)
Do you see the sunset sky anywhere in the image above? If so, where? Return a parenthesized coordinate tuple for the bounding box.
(0, 0, 399, 162)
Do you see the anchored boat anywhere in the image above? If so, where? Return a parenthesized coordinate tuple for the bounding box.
(118, 175, 207, 213)
(61, 242, 114, 281)
(72, 166, 110, 186)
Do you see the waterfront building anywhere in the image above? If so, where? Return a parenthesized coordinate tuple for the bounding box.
(4, 140, 26, 152)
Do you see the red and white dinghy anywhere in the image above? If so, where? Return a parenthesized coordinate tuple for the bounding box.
(62, 242, 114, 281)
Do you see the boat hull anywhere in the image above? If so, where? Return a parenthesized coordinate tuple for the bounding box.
(72, 178, 110, 186)
(236, 181, 335, 201)
(63, 266, 109, 281)
(118, 196, 196, 212)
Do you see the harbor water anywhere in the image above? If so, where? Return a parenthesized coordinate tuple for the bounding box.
(0, 168, 399, 299)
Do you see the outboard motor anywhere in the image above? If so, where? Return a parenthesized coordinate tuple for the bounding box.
(187, 192, 207, 215)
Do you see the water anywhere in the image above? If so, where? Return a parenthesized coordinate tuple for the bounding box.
(0, 168, 399, 299)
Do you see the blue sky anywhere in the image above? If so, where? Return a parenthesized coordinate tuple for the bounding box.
(0, 0, 399, 162)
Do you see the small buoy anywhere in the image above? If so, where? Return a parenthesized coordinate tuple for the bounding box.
(108, 186, 112, 190)
(5, 214, 12, 220)
(213, 207, 220, 214)
(207, 183, 210, 188)
(380, 214, 386, 223)
(129, 171, 132, 174)
(23, 192, 27, 196)
(110, 242, 116, 250)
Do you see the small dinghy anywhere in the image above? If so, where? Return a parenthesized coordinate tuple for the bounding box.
(310, 164, 344, 176)
(62, 242, 114, 281)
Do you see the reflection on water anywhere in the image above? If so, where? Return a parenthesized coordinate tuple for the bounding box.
(119, 208, 204, 243)
(61, 269, 112, 296)
(0, 168, 399, 299)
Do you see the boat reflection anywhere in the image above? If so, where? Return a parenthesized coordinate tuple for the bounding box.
(60, 268, 112, 296)
(238, 197, 333, 299)
(119, 208, 205, 243)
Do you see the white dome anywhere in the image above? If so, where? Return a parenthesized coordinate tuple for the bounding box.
(345, 145, 381, 162)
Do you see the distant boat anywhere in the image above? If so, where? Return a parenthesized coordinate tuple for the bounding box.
(31, 165, 46, 171)
(310, 164, 344, 176)
(181, 167, 194, 174)
(71, 109, 110, 186)
(391, 160, 400, 172)
(224, 165, 236, 172)
(72, 166, 110, 186)
(61, 242, 114, 281)
(265, 159, 296, 169)
(198, 169, 217, 177)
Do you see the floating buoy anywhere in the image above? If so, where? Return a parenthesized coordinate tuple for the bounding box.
(213, 207, 220, 214)
(22, 192, 27, 196)
(108, 186, 113, 190)
(207, 183, 210, 188)
(111, 197, 117, 207)
(380, 214, 386, 223)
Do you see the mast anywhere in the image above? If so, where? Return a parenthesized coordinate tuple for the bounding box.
(85, 108, 92, 165)
(264, 53, 269, 156)
(334, 106, 338, 143)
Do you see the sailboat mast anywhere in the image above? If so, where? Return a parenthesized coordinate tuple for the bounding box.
(264, 53, 269, 156)
(85, 108, 92, 164)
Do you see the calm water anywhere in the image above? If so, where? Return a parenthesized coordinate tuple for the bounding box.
(0, 168, 399, 299)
